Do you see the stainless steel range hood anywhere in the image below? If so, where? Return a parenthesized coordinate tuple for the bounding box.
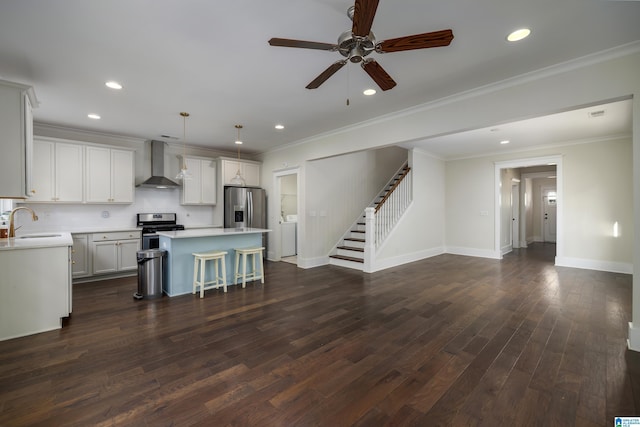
(137, 140, 180, 188)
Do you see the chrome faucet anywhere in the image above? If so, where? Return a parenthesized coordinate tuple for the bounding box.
(8, 207, 39, 238)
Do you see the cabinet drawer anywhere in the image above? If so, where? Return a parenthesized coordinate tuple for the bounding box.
(91, 231, 140, 242)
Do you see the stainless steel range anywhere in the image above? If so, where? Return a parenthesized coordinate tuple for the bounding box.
(137, 213, 185, 249)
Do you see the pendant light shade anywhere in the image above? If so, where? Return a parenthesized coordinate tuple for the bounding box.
(175, 112, 192, 180)
(230, 124, 246, 186)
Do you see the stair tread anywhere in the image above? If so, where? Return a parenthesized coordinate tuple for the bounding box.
(330, 254, 364, 263)
(351, 230, 365, 234)
(337, 246, 364, 252)
(344, 237, 365, 243)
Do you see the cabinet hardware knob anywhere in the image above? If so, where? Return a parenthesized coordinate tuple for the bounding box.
(31, 189, 36, 194)
(72, 261, 76, 264)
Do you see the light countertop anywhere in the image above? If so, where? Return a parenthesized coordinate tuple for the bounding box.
(0, 232, 73, 251)
(156, 228, 270, 239)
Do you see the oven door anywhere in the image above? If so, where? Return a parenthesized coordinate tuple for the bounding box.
(142, 233, 159, 250)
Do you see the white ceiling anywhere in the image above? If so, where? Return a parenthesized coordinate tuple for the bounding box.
(0, 0, 638, 156)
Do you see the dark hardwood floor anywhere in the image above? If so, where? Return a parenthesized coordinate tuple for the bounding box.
(1, 243, 639, 426)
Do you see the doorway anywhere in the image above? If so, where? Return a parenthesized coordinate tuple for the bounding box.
(511, 183, 520, 248)
(274, 169, 300, 265)
(542, 187, 557, 243)
(495, 155, 562, 263)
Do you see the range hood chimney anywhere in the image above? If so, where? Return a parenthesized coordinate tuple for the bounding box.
(137, 140, 180, 188)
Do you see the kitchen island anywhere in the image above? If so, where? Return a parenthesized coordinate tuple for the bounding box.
(156, 228, 270, 297)
(0, 232, 73, 341)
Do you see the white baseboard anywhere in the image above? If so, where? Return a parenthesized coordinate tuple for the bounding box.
(555, 256, 633, 274)
(297, 255, 329, 269)
(371, 246, 445, 272)
(445, 246, 502, 259)
(501, 244, 513, 256)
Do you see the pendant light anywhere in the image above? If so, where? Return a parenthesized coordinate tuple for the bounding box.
(175, 112, 192, 180)
(230, 124, 246, 186)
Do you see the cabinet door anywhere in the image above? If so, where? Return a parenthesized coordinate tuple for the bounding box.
(71, 234, 90, 277)
(200, 159, 217, 204)
(111, 149, 134, 203)
(118, 239, 140, 271)
(30, 139, 55, 201)
(92, 241, 118, 274)
(0, 84, 33, 199)
(55, 142, 84, 202)
(181, 157, 202, 204)
(85, 146, 111, 202)
(243, 162, 261, 187)
(222, 160, 241, 185)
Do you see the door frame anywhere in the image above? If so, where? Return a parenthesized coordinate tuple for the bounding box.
(272, 167, 301, 264)
(494, 155, 563, 262)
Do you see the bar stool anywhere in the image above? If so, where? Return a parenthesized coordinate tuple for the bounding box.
(234, 247, 265, 288)
(192, 250, 227, 298)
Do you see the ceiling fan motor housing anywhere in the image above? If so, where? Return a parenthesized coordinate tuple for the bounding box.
(337, 30, 375, 63)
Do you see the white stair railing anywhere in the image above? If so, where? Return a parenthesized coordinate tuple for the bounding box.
(364, 167, 412, 272)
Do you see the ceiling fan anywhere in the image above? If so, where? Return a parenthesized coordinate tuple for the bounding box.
(268, 0, 454, 91)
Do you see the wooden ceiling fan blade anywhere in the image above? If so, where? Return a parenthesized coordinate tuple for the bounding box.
(376, 29, 454, 53)
(361, 60, 397, 91)
(306, 60, 347, 89)
(352, 0, 379, 37)
(268, 38, 337, 51)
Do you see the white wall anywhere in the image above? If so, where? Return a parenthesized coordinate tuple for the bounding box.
(375, 149, 446, 268)
(302, 146, 407, 265)
(445, 137, 632, 270)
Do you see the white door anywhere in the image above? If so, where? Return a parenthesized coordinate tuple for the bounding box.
(511, 184, 520, 248)
(543, 190, 557, 243)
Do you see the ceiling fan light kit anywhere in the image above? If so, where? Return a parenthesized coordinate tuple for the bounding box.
(268, 0, 453, 91)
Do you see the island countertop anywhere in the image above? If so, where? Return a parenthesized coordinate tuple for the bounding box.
(156, 227, 270, 239)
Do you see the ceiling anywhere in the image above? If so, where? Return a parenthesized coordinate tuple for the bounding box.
(0, 0, 638, 157)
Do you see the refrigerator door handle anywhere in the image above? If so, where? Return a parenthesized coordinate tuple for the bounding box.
(247, 192, 253, 228)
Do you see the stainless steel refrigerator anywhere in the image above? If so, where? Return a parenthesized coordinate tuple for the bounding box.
(224, 186, 267, 230)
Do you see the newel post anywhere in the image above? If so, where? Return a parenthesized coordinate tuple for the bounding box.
(364, 207, 375, 273)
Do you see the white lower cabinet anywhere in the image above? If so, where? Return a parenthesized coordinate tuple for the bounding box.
(71, 233, 90, 278)
(91, 231, 140, 275)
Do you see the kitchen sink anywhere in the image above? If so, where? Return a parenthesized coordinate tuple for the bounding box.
(17, 234, 62, 239)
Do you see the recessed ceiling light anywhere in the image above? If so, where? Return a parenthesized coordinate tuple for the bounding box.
(507, 28, 531, 42)
(105, 81, 122, 90)
(275, 124, 284, 130)
(363, 89, 376, 96)
(88, 113, 101, 120)
(500, 140, 510, 145)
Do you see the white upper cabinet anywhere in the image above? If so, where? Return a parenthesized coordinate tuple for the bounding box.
(0, 79, 37, 199)
(180, 156, 217, 205)
(85, 146, 134, 203)
(30, 138, 83, 202)
(221, 158, 261, 187)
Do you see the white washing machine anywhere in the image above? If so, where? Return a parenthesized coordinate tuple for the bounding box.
(281, 222, 297, 256)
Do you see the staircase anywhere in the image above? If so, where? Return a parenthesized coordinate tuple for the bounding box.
(329, 163, 412, 271)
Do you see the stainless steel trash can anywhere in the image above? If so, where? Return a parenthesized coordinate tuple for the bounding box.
(134, 249, 166, 300)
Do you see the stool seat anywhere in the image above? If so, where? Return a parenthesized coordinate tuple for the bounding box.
(192, 250, 227, 298)
(234, 247, 265, 288)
